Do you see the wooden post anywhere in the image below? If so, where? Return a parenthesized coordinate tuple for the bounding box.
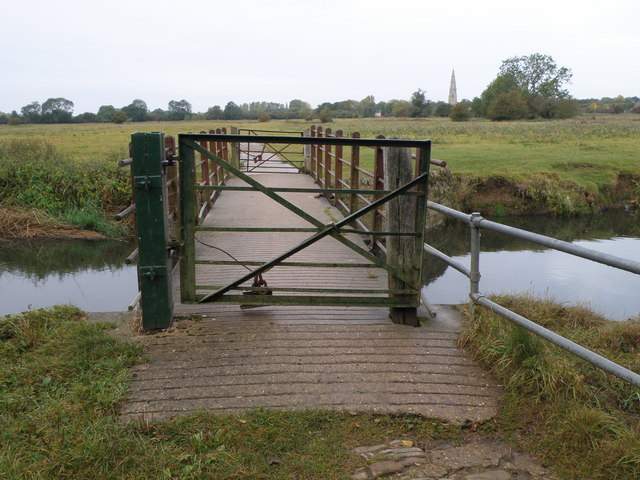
(324, 127, 332, 192)
(179, 135, 196, 303)
(349, 132, 360, 216)
(385, 146, 419, 327)
(334, 130, 343, 208)
(230, 126, 240, 170)
(316, 126, 324, 184)
(309, 126, 316, 178)
(372, 135, 385, 255)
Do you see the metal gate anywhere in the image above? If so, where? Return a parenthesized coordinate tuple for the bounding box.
(131, 131, 431, 329)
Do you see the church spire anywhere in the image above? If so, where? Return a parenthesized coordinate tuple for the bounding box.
(448, 69, 458, 106)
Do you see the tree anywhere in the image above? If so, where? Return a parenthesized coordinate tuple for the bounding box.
(288, 99, 312, 119)
(21, 102, 42, 123)
(358, 95, 376, 117)
(74, 112, 98, 123)
(450, 102, 471, 122)
(0, 113, 8, 124)
(410, 89, 429, 117)
(476, 74, 521, 117)
(8, 111, 23, 125)
(499, 53, 572, 99)
(318, 106, 333, 123)
(97, 105, 116, 123)
(223, 101, 243, 120)
(112, 110, 128, 124)
(205, 105, 223, 120)
(390, 100, 412, 117)
(487, 91, 529, 121)
(433, 102, 452, 117)
(122, 99, 148, 122)
(167, 99, 192, 120)
(41, 97, 74, 123)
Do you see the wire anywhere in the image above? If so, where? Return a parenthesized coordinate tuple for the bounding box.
(194, 236, 253, 272)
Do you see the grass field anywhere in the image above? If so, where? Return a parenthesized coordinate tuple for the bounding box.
(1, 115, 639, 237)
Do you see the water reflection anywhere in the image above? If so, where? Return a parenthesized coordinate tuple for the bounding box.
(423, 212, 640, 321)
(0, 238, 137, 316)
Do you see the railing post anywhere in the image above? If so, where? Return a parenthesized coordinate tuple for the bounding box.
(415, 142, 431, 297)
(316, 126, 324, 185)
(469, 212, 482, 321)
(372, 135, 385, 255)
(324, 127, 332, 192)
(179, 135, 197, 302)
(349, 132, 360, 216)
(385, 146, 419, 326)
(230, 126, 240, 170)
(131, 132, 174, 329)
(334, 130, 343, 208)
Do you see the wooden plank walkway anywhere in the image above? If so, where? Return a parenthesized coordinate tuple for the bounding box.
(122, 157, 501, 424)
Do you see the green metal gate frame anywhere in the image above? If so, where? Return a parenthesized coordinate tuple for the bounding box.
(178, 133, 431, 310)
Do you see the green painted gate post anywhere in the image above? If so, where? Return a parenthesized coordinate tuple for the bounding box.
(131, 132, 174, 329)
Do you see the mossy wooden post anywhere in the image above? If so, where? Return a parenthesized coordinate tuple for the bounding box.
(131, 132, 174, 329)
(179, 135, 197, 302)
(385, 146, 419, 326)
(230, 126, 240, 170)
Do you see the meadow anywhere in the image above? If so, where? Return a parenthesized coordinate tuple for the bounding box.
(1, 115, 639, 237)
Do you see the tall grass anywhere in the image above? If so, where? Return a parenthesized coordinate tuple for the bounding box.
(459, 294, 640, 480)
(0, 138, 129, 237)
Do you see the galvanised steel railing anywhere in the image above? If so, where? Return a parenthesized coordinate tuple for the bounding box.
(425, 201, 640, 388)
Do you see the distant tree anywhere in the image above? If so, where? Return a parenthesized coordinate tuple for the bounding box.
(8, 111, 24, 125)
(97, 105, 116, 123)
(41, 97, 74, 123)
(0, 113, 8, 124)
(499, 53, 572, 99)
(450, 101, 471, 122)
(433, 102, 453, 117)
(358, 95, 376, 117)
(318, 107, 333, 123)
(487, 91, 529, 121)
(410, 89, 429, 117)
(257, 112, 271, 122)
(74, 112, 98, 123)
(205, 105, 223, 120)
(122, 99, 148, 122)
(223, 101, 243, 120)
(112, 110, 128, 124)
(476, 74, 521, 117)
(21, 102, 42, 123)
(288, 99, 312, 119)
(149, 108, 167, 121)
(168, 99, 192, 120)
(611, 104, 624, 114)
(554, 99, 579, 119)
(390, 100, 412, 117)
(632, 103, 640, 114)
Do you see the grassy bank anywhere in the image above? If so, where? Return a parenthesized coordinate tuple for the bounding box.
(2, 302, 638, 478)
(459, 295, 640, 480)
(0, 138, 129, 238)
(0, 306, 460, 479)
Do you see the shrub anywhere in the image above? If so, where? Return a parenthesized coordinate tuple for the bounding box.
(319, 106, 333, 123)
(257, 112, 271, 122)
(488, 91, 529, 121)
(450, 102, 471, 122)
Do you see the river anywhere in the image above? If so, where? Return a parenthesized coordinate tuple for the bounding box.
(1, 212, 639, 320)
(422, 212, 640, 321)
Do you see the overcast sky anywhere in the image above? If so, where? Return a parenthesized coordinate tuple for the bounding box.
(2, 0, 638, 114)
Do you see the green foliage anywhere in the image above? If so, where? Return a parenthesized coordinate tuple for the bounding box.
(476, 74, 521, 117)
(41, 97, 74, 123)
(488, 91, 530, 121)
(205, 105, 223, 120)
(121, 99, 148, 122)
(257, 111, 271, 122)
(0, 138, 130, 237)
(434, 101, 453, 117)
(112, 110, 128, 124)
(168, 99, 192, 121)
(223, 101, 243, 120)
(318, 106, 333, 123)
(96, 105, 116, 123)
(459, 295, 640, 480)
(450, 102, 471, 122)
(499, 53, 572, 99)
(410, 88, 430, 117)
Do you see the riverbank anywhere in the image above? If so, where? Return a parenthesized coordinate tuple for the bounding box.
(1, 298, 638, 479)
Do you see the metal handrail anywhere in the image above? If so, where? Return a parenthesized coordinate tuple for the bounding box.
(424, 200, 640, 387)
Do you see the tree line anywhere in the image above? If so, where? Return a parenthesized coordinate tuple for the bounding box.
(1, 54, 638, 126)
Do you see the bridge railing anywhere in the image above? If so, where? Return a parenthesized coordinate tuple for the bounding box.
(424, 201, 640, 388)
(308, 125, 447, 256)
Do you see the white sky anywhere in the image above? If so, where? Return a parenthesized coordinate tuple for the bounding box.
(2, 0, 638, 114)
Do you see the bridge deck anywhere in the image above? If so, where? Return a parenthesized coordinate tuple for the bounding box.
(122, 164, 500, 424)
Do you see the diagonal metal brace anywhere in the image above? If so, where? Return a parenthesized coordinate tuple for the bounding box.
(184, 139, 428, 303)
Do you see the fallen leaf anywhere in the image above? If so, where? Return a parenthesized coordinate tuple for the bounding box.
(401, 440, 413, 447)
